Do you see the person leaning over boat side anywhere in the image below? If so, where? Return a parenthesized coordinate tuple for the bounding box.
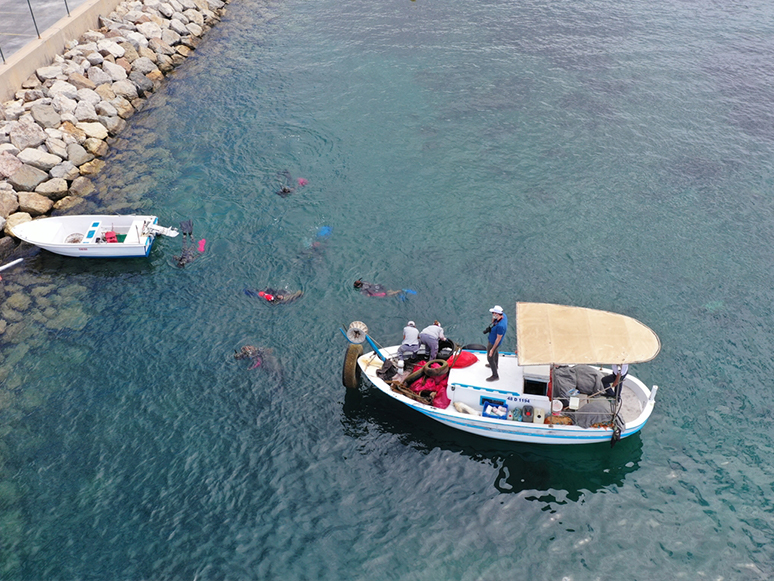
(485, 305, 507, 382)
(601, 364, 628, 396)
(398, 321, 420, 361)
(419, 321, 445, 360)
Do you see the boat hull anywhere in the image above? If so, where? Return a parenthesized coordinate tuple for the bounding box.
(12, 215, 160, 258)
(357, 346, 656, 445)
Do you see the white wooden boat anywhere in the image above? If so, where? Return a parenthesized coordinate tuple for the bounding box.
(12, 215, 178, 258)
(340, 302, 661, 446)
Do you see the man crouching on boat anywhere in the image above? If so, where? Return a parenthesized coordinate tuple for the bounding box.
(419, 321, 445, 360)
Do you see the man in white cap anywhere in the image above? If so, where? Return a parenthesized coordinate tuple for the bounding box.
(398, 320, 420, 361)
(485, 305, 507, 381)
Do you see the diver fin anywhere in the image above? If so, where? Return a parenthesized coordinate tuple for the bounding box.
(180, 220, 193, 236)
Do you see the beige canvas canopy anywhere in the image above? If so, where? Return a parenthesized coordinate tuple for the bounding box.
(516, 302, 661, 366)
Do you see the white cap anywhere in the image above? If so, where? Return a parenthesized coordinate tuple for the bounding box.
(489, 305, 504, 314)
(407, 321, 415, 326)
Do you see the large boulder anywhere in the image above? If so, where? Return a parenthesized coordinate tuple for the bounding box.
(36, 65, 64, 81)
(48, 80, 79, 100)
(30, 103, 61, 128)
(4, 212, 31, 238)
(74, 101, 99, 123)
(137, 22, 163, 39)
(83, 138, 108, 157)
(125, 31, 150, 50)
(110, 97, 134, 119)
(112, 80, 139, 100)
(45, 137, 68, 159)
(53, 196, 86, 213)
(60, 121, 87, 144)
(8, 164, 48, 191)
(101, 115, 126, 136)
(66, 143, 94, 167)
(186, 22, 203, 37)
(9, 121, 46, 151)
(68, 72, 97, 90)
(78, 159, 105, 176)
(95, 84, 117, 101)
(87, 66, 112, 86)
(0, 190, 19, 218)
(86, 51, 104, 66)
(69, 176, 94, 197)
(97, 39, 126, 58)
(0, 233, 15, 259)
(52, 94, 78, 115)
(183, 8, 204, 26)
(95, 101, 118, 117)
(76, 88, 102, 106)
(132, 57, 158, 75)
(169, 18, 188, 36)
(0, 151, 23, 179)
(50, 161, 80, 181)
(119, 42, 140, 62)
(18, 192, 54, 216)
(129, 71, 154, 96)
(77, 122, 108, 140)
(35, 178, 69, 200)
(149, 37, 176, 55)
(16, 148, 62, 171)
(138, 46, 157, 62)
(102, 61, 128, 82)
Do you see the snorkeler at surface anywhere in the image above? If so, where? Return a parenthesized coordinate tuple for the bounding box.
(244, 287, 304, 304)
(276, 170, 308, 197)
(353, 279, 403, 297)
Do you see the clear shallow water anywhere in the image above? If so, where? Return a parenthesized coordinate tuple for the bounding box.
(3, 0, 774, 578)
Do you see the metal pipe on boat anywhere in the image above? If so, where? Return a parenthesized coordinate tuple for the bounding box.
(0, 258, 23, 272)
(649, 385, 658, 402)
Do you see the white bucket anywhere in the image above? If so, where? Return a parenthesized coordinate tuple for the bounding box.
(551, 400, 562, 414)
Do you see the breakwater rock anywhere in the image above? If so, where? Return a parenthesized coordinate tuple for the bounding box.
(0, 0, 228, 254)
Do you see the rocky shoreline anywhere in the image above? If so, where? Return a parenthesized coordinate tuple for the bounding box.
(0, 0, 228, 259)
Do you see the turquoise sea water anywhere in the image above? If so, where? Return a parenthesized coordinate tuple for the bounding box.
(3, 0, 774, 578)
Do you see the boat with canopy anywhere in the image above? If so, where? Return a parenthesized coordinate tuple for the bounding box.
(340, 302, 661, 445)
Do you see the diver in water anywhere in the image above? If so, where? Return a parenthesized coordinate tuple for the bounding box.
(353, 279, 403, 297)
(244, 287, 304, 304)
(174, 220, 206, 267)
(276, 170, 308, 197)
(234, 345, 267, 369)
(297, 225, 332, 262)
(174, 220, 196, 267)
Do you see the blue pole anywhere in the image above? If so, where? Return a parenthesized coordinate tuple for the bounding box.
(365, 335, 386, 361)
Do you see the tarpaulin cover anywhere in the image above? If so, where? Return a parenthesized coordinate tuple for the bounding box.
(517, 302, 661, 365)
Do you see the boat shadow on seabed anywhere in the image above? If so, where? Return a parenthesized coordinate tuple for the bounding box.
(341, 387, 643, 503)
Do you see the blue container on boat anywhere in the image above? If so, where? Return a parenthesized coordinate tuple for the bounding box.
(482, 401, 508, 419)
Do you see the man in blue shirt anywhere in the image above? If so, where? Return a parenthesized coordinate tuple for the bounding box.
(486, 305, 507, 382)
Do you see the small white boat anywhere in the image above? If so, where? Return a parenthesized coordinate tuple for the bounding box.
(340, 302, 661, 446)
(12, 215, 178, 258)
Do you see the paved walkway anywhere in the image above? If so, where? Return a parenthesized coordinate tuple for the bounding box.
(0, 0, 89, 63)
